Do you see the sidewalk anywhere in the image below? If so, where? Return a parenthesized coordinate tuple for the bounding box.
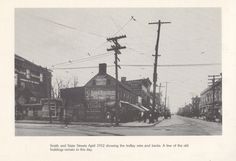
(15, 117, 165, 127)
(120, 117, 165, 127)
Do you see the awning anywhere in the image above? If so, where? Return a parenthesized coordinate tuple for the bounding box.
(120, 101, 145, 112)
(140, 105, 150, 111)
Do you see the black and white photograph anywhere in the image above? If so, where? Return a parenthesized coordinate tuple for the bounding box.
(15, 8, 222, 136)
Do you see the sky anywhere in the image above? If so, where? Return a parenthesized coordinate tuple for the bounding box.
(15, 8, 221, 112)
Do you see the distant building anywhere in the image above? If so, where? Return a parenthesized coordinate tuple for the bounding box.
(121, 77, 152, 108)
(200, 77, 222, 120)
(177, 104, 192, 117)
(15, 54, 52, 119)
(191, 96, 200, 118)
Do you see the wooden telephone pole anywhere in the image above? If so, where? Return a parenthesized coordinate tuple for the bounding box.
(107, 35, 126, 126)
(149, 20, 170, 113)
(164, 81, 169, 111)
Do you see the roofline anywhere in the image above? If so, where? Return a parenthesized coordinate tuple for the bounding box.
(85, 73, 137, 96)
(200, 79, 222, 95)
(15, 54, 52, 73)
(124, 78, 152, 85)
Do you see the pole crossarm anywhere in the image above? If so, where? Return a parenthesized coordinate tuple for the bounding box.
(107, 35, 126, 41)
(107, 46, 126, 51)
(149, 22, 171, 25)
(208, 75, 221, 77)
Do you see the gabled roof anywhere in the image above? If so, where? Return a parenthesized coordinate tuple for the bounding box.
(85, 73, 136, 95)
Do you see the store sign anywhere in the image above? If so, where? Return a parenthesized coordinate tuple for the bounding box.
(20, 78, 40, 85)
(90, 90, 115, 99)
(96, 78, 106, 85)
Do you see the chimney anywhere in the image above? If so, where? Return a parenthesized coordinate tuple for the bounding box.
(98, 63, 107, 75)
(121, 77, 126, 82)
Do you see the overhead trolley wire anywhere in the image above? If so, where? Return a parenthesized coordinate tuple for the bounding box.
(51, 16, 136, 68)
(51, 52, 112, 68)
(52, 63, 221, 70)
(32, 14, 107, 38)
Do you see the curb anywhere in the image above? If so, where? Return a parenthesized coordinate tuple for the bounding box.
(15, 119, 165, 128)
(119, 119, 164, 128)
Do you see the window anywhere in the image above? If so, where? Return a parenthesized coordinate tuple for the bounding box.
(40, 73, 43, 82)
(26, 69, 30, 79)
(50, 106, 57, 117)
(15, 73, 18, 86)
(20, 82, 25, 89)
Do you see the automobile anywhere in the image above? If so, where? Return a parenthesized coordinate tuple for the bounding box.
(164, 109, 171, 119)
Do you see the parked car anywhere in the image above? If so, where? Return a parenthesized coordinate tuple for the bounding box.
(164, 109, 171, 119)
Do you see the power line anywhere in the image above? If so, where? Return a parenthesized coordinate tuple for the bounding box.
(51, 53, 111, 67)
(120, 63, 221, 67)
(31, 14, 107, 38)
(112, 17, 135, 36)
(45, 16, 135, 68)
(43, 16, 136, 68)
(52, 63, 221, 70)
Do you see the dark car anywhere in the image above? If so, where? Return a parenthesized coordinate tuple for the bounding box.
(164, 109, 171, 119)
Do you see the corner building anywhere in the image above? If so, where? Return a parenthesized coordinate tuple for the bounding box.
(84, 63, 139, 122)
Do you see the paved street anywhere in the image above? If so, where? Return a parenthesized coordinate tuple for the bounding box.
(15, 115, 222, 136)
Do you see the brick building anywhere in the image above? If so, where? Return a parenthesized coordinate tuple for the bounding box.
(84, 63, 140, 122)
(200, 78, 222, 121)
(121, 77, 152, 109)
(15, 54, 52, 119)
(60, 63, 148, 122)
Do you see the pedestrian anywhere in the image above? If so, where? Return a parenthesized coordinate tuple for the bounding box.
(143, 112, 147, 123)
(149, 112, 154, 123)
(64, 114, 70, 128)
(138, 112, 142, 122)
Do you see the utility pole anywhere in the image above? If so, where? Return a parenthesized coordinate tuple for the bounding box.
(168, 96, 170, 108)
(158, 83, 165, 106)
(157, 83, 165, 118)
(208, 74, 221, 120)
(107, 35, 126, 126)
(48, 81, 52, 124)
(149, 20, 170, 115)
(164, 81, 168, 111)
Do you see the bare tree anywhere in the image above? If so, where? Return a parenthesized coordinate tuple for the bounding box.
(52, 78, 72, 98)
(73, 76, 78, 87)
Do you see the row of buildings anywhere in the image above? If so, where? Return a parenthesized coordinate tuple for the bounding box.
(15, 54, 163, 122)
(177, 75, 222, 122)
